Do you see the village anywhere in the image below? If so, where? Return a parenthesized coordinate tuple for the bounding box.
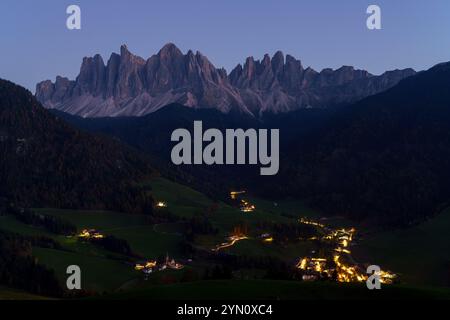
(296, 218, 397, 284)
(213, 193, 397, 285)
(79, 193, 395, 285)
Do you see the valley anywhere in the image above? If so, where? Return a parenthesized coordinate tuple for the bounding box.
(2, 47, 450, 301)
(1, 177, 449, 299)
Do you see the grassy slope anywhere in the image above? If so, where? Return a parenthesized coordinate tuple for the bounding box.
(354, 208, 450, 287)
(150, 177, 450, 290)
(100, 280, 450, 300)
(0, 214, 139, 292)
(3, 176, 450, 298)
(149, 177, 321, 259)
(0, 208, 184, 292)
(148, 178, 295, 231)
(0, 286, 52, 300)
(32, 247, 136, 293)
(0, 215, 54, 237)
(0, 177, 322, 294)
(34, 208, 184, 258)
(227, 240, 313, 261)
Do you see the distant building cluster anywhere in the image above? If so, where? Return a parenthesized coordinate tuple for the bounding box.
(78, 229, 104, 240)
(134, 254, 184, 274)
(297, 257, 330, 281)
(299, 217, 325, 228)
(229, 191, 256, 212)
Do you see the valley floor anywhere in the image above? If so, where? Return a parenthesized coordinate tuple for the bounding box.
(1, 177, 450, 300)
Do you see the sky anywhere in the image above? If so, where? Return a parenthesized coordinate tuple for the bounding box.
(1, 0, 450, 92)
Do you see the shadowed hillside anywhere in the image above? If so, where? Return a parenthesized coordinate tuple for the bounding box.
(0, 79, 156, 213)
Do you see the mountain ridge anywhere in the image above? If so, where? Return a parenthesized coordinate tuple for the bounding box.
(36, 43, 415, 118)
(0, 78, 156, 212)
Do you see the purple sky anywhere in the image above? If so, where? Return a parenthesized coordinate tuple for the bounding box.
(1, 0, 450, 92)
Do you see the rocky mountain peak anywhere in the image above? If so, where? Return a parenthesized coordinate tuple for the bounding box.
(35, 44, 416, 118)
(262, 54, 271, 67)
(158, 43, 183, 60)
(271, 51, 285, 72)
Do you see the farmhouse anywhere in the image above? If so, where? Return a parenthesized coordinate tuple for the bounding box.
(155, 201, 167, 208)
(78, 229, 104, 239)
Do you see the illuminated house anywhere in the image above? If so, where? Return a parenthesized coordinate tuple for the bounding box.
(230, 191, 246, 200)
(165, 253, 184, 270)
(239, 200, 255, 212)
(156, 201, 167, 208)
(135, 260, 157, 273)
(260, 233, 273, 243)
(78, 229, 104, 240)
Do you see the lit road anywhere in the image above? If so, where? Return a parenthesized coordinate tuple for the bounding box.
(212, 235, 249, 252)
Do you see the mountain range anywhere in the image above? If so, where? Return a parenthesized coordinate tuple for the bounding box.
(36, 43, 415, 118)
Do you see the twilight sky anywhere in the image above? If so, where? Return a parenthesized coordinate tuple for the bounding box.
(1, 0, 449, 92)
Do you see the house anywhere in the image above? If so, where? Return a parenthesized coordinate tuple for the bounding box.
(78, 229, 104, 239)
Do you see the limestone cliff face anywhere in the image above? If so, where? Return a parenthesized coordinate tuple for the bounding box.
(36, 44, 415, 117)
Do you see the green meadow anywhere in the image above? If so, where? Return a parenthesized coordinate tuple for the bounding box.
(2, 176, 450, 298)
(355, 208, 450, 287)
(99, 280, 450, 300)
